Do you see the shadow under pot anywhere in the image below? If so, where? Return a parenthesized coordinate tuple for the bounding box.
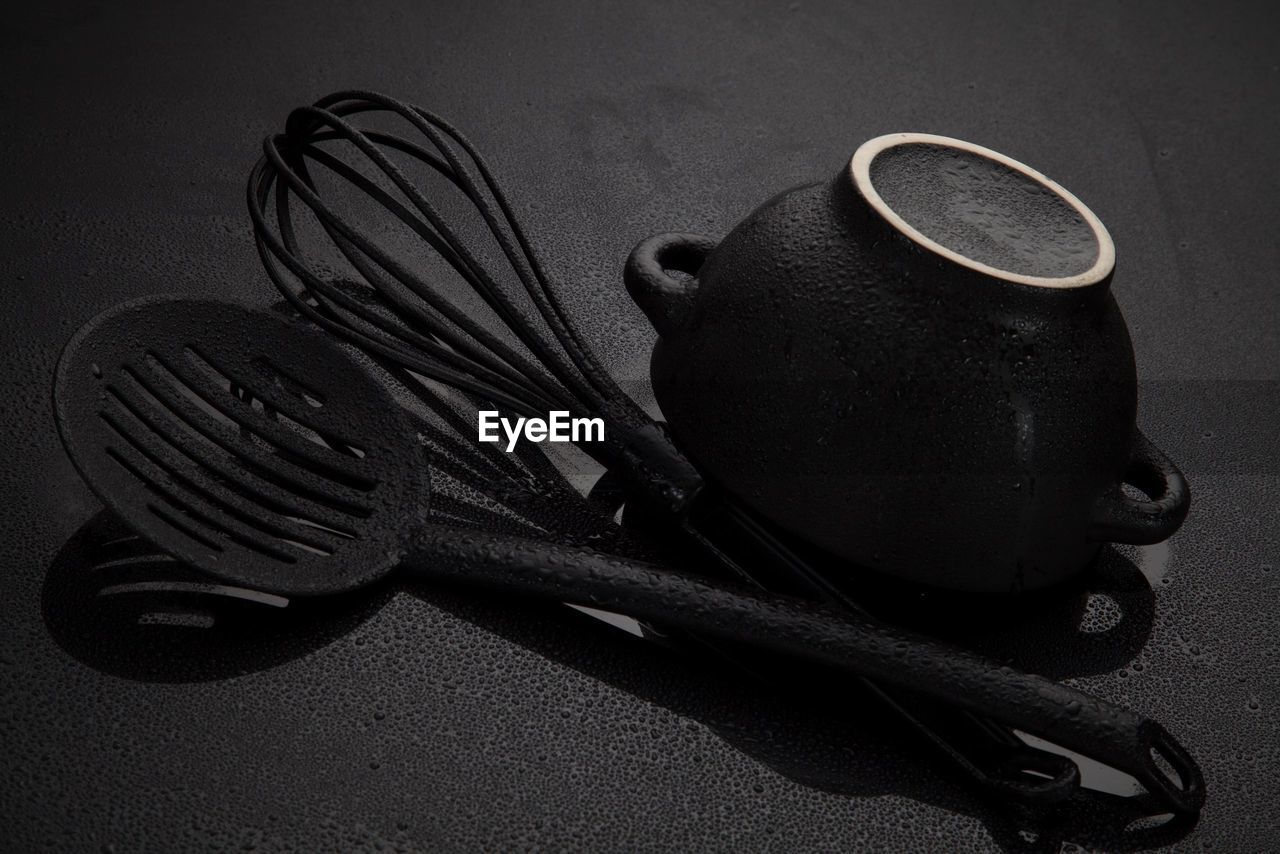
(626, 133, 1189, 594)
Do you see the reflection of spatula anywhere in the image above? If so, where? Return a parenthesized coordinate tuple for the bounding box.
(53, 295, 1204, 814)
(40, 509, 390, 683)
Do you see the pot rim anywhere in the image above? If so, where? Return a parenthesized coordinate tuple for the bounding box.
(850, 132, 1116, 289)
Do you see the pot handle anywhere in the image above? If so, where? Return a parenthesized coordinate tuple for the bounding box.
(624, 232, 718, 337)
(1090, 429, 1190, 545)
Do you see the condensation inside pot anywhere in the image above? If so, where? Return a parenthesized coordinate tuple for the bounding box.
(868, 142, 1098, 279)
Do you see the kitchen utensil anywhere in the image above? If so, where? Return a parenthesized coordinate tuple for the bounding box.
(247, 90, 700, 512)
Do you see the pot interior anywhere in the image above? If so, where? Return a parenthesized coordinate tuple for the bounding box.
(853, 133, 1114, 288)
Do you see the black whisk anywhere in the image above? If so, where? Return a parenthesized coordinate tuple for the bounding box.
(248, 90, 701, 515)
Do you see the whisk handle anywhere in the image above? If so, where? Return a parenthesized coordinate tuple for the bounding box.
(614, 421, 705, 518)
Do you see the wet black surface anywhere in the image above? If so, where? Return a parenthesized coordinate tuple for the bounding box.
(3, 0, 1278, 849)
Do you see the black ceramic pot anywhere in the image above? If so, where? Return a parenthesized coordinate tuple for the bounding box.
(625, 133, 1189, 593)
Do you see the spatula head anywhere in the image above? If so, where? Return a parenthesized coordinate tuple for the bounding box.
(54, 296, 428, 596)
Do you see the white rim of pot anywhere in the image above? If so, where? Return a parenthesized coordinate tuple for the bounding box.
(850, 132, 1115, 289)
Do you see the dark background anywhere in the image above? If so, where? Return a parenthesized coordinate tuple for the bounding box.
(3, 0, 1278, 850)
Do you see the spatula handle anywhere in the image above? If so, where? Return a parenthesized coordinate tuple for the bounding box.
(405, 525, 1204, 815)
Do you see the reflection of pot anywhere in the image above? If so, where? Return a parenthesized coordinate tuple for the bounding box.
(626, 133, 1189, 593)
